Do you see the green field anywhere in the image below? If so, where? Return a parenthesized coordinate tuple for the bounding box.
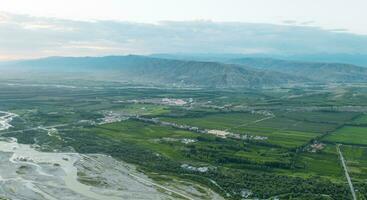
(259, 130, 319, 148)
(95, 120, 199, 160)
(160, 112, 264, 131)
(292, 145, 344, 180)
(1, 82, 364, 199)
(340, 145, 367, 198)
(340, 145, 367, 180)
(284, 111, 359, 124)
(112, 103, 171, 116)
(245, 116, 339, 134)
(324, 126, 367, 146)
(351, 114, 367, 125)
(161, 112, 323, 148)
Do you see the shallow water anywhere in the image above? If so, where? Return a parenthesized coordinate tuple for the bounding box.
(0, 138, 174, 200)
(0, 111, 17, 131)
(0, 111, 170, 199)
(0, 111, 223, 200)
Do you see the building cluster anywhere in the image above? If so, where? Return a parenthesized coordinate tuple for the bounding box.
(124, 98, 193, 106)
(153, 137, 197, 144)
(98, 111, 128, 125)
(181, 164, 209, 173)
(306, 142, 325, 153)
(251, 110, 274, 117)
(134, 116, 268, 141)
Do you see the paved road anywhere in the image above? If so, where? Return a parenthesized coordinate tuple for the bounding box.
(337, 144, 357, 200)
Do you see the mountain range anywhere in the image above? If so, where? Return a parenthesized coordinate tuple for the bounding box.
(227, 57, 367, 83)
(1, 55, 366, 88)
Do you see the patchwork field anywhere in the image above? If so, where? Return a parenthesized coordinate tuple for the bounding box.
(293, 145, 344, 180)
(160, 112, 265, 131)
(1, 83, 366, 199)
(112, 103, 171, 116)
(339, 145, 367, 198)
(340, 145, 367, 180)
(284, 111, 359, 124)
(258, 130, 319, 148)
(162, 113, 324, 148)
(324, 126, 367, 146)
(351, 114, 367, 125)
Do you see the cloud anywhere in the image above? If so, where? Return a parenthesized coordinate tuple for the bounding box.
(1, 12, 367, 60)
(0, 13, 9, 23)
(282, 20, 298, 25)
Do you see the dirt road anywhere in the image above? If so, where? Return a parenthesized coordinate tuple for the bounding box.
(337, 144, 357, 200)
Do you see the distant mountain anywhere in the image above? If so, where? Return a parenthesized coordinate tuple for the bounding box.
(152, 53, 367, 67)
(227, 57, 367, 83)
(279, 54, 367, 67)
(152, 54, 367, 83)
(0, 55, 307, 88)
(151, 53, 243, 63)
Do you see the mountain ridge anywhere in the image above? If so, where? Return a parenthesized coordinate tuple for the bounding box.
(0, 55, 309, 88)
(227, 57, 367, 83)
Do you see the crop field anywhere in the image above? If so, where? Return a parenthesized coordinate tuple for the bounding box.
(351, 114, 367, 125)
(341, 145, 367, 180)
(160, 112, 265, 131)
(243, 116, 338, 133)
(257, 130, 319, 148)
(112, 103, 171, 116)
(284, 111, 360, 124)
(160, 112, 327, 148)
(293, 144, 344, 180)
(1, 82, 366, 199)
(324, 126, 367, 146)
(340, 145, 367, 198)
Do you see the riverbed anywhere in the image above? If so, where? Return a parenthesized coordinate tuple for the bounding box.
(0, 111, 223, 200)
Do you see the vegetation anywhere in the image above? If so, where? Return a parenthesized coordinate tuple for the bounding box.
(324, 126, 367, 146)
(1, 81, 367, 199)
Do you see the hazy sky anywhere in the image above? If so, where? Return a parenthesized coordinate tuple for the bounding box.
(1, 0, 366, 34)
(1, 0, 367, 60)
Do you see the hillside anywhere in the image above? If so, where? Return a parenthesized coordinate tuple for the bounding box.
(0, 55, 307, 88)
(228, 57, 367, 83)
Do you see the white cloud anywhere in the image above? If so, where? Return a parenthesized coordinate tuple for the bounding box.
(22, 22, 75, 32)
(0, 12, 10, 23)
(1, 12, 367, 60)
(60, 41, 135, 52)
(0, 0, 366, 34)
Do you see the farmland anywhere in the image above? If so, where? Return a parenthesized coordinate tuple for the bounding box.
(0, 81, 367, 199)
(324, 126, 367, 146)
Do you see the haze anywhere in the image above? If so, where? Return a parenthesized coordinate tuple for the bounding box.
(0, 0, 367, 60)
(1, 1, 367, 200)
(1, 0, 366, 33)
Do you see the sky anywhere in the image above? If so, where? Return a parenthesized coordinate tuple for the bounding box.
(0, 0, 367, 60)
(1, 0, 366, 34)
